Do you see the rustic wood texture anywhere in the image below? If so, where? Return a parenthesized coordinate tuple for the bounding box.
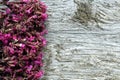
(42, 0, 120, 80)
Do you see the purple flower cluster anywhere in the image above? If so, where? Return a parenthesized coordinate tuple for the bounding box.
(0, 0, 47, 79)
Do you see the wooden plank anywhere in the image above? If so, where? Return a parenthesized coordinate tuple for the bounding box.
(42, 0, 120, 80)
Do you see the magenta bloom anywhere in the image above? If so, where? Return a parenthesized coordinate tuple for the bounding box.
(8, 47, 14, 54)
(0, 0, 47, 80)
(11, 14, 20, 22)
(41, 13, 48, 21)
(22, 0, 29, 3)
(34, 71, 44, 79)
(19, 43, 25, 48)
(22, 0, 38, 3)
(28, 36, 35, 41)
(26, 65, 33, 73)
(26, 7, 33, 14)
(40, 2, 47, 13)
(5, 8, 11, 14)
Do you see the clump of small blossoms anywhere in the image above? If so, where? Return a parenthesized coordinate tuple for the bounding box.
(0, 0, 47, 79)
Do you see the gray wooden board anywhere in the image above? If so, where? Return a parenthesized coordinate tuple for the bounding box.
(42, 0, 120, 80)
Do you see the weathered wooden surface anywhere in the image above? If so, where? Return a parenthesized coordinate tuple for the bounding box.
(42, 0, 120, 80)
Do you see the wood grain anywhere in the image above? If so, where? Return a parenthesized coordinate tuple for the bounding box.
(42, 0, 120, 80)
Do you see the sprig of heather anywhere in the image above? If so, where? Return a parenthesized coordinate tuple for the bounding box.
(0, 0, 47, 80)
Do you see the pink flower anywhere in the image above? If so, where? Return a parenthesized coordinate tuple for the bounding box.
(26, 7, 33, 14)
(3, 40, 8, 44)
(40, 2, 47, 13)
(22, 0, 38, 3)
(42, 38, 47, 46)
(12, 15, 21, 22)
(8, 47, 14, 54)
(35, 0, 39, 2)
(13, 35, 17, 41)
(41, 13, 48, 21)
(19, 43, 25, 48)
(27, 15, 37, 22)
(34, 61, 43, 66)
(40, 29, 48, 35)
(5, 8, 11, 14)
(28, 36, 35, 41)
(26, 65, 33, 73)
(30, 48, 36, 54)
(21, 27, 26, 32)
(22, 0, 29, 3)
(4, 34, 11, 38)
(31, 15, 37, 19)
(5, 68, 12, 72)
(34, 70, 44, 79)
(37, 53, 43, 60)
